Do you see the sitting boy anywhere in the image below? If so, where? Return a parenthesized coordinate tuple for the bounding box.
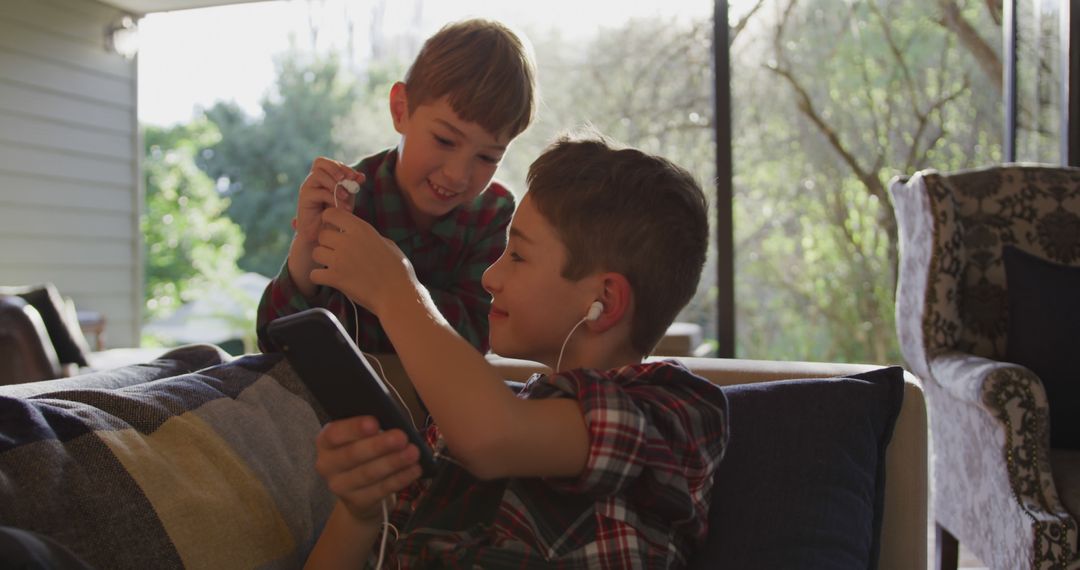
(256, 19, 536, 354)
(304, 133, 729, 569)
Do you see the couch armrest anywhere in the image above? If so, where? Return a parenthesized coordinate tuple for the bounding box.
(0, 296, 62, 385)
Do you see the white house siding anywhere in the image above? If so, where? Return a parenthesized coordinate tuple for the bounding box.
(0, 0, 141, 348)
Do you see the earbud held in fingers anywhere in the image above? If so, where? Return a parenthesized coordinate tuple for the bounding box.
(337, 179, 360, 194)
(331, 179, 360, 232)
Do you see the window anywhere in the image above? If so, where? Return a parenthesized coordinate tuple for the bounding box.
(139, 1, 719, 352)
(142, 1, 1072, 360)
(1013, 0, 1065, 162)
(728, 0, 1003, 362)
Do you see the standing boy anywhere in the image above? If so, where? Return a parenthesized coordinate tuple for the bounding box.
(304, 133, 729, 569)
(257, 19, 536, 353)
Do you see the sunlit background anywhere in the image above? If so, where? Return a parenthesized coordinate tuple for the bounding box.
(137, 0, 1060, 364)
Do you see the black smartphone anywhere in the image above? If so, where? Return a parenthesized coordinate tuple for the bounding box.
(267, 308, 436, 477)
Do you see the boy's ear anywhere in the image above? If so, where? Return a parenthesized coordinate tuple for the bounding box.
(589, 272, 633, 333)
(389, 82, 409, 133)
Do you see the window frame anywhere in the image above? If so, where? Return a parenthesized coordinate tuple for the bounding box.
(711, 0, 1077, 357)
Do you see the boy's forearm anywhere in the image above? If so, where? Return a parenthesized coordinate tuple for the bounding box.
(378, 284, 589, 480)
(304, 502, 381, 570)
(288, 234, 320, 298)
(425, 288, 488, 351)
(378, 286, 520, 462)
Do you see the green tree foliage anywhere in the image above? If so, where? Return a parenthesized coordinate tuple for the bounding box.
(333, 60, 406, 167)
(142, 121, 244, 321)
(730, 0, 1002, 362)
(500, 20, 720, 346)
(198, 51, 359, 277)
(510, 2, 1000, 362)
(173, 2, 1003, 363)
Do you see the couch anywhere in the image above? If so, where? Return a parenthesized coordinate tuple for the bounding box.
(0, 284, 167, 386)
(0, 345, 927, 569)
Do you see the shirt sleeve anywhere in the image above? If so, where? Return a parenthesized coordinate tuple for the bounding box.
(424, 190, 514, 352)
(255, 259, 324, 349)
(387, 422, 441, 529)
(256, 258, 399, 354)
(534, 362, 729, 525)
(259, 152, 406, 355)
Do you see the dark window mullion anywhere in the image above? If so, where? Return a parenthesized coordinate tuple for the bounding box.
(713, 0, 734, 358)
(1004, 0, 1018, 162)
(1066, 0, 1079, 166)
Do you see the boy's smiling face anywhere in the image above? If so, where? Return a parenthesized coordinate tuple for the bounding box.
(482, 195, 598, 366)
(391, 84, 509, 231)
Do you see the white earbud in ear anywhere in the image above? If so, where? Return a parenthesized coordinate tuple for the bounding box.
(557, 300, 605, 372)
(337, 179, 360, 194)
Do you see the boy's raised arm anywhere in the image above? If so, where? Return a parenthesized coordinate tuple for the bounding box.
(255, 159, 363, 351)
(290, 158, 364, 297)
(311, 207, 589, 480)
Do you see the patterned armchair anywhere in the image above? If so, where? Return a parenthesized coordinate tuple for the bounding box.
(890, 165, 1080, 569)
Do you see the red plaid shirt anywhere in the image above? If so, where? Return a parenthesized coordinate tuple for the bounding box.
(256, 148, 515, 354)
(381, 360, 729, 569)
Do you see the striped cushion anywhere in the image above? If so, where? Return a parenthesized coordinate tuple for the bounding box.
(0, 345, 334, 569)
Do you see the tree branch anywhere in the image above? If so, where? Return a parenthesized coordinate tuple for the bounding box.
(766, 64, 890, 205)
(936, 0, 1002, 93)
(730, 0, 768, 45)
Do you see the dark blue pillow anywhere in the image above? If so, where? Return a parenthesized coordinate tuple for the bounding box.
(1004, 245, 1080, 449)
(688, 366, 904, 570)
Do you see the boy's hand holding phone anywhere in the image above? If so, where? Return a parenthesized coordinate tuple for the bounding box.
(295, 157, 365, 243)
(315, 416, 424, 523)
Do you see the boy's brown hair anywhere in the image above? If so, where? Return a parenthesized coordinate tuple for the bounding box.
(404, 19, 537, 140)
(526, 132, 709, 355)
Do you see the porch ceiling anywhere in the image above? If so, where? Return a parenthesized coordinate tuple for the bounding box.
(97, 0, 267, 16)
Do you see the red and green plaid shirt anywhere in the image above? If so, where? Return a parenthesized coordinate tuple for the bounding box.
(256, 148, 515, 354)
(382, 360, 730, 569)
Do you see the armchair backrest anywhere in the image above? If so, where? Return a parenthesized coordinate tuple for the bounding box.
(891, 165, 1080, 375)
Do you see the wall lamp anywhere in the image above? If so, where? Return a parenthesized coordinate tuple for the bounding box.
(106, 15, 140, 59)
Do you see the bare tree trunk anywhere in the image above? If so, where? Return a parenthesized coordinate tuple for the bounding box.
(938, 0, 1003, 93)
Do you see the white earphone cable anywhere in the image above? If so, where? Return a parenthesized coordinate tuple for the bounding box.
(373, 498, 390, 570)
(556, 315, 590, 373)
(332, 179, 410, 569)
